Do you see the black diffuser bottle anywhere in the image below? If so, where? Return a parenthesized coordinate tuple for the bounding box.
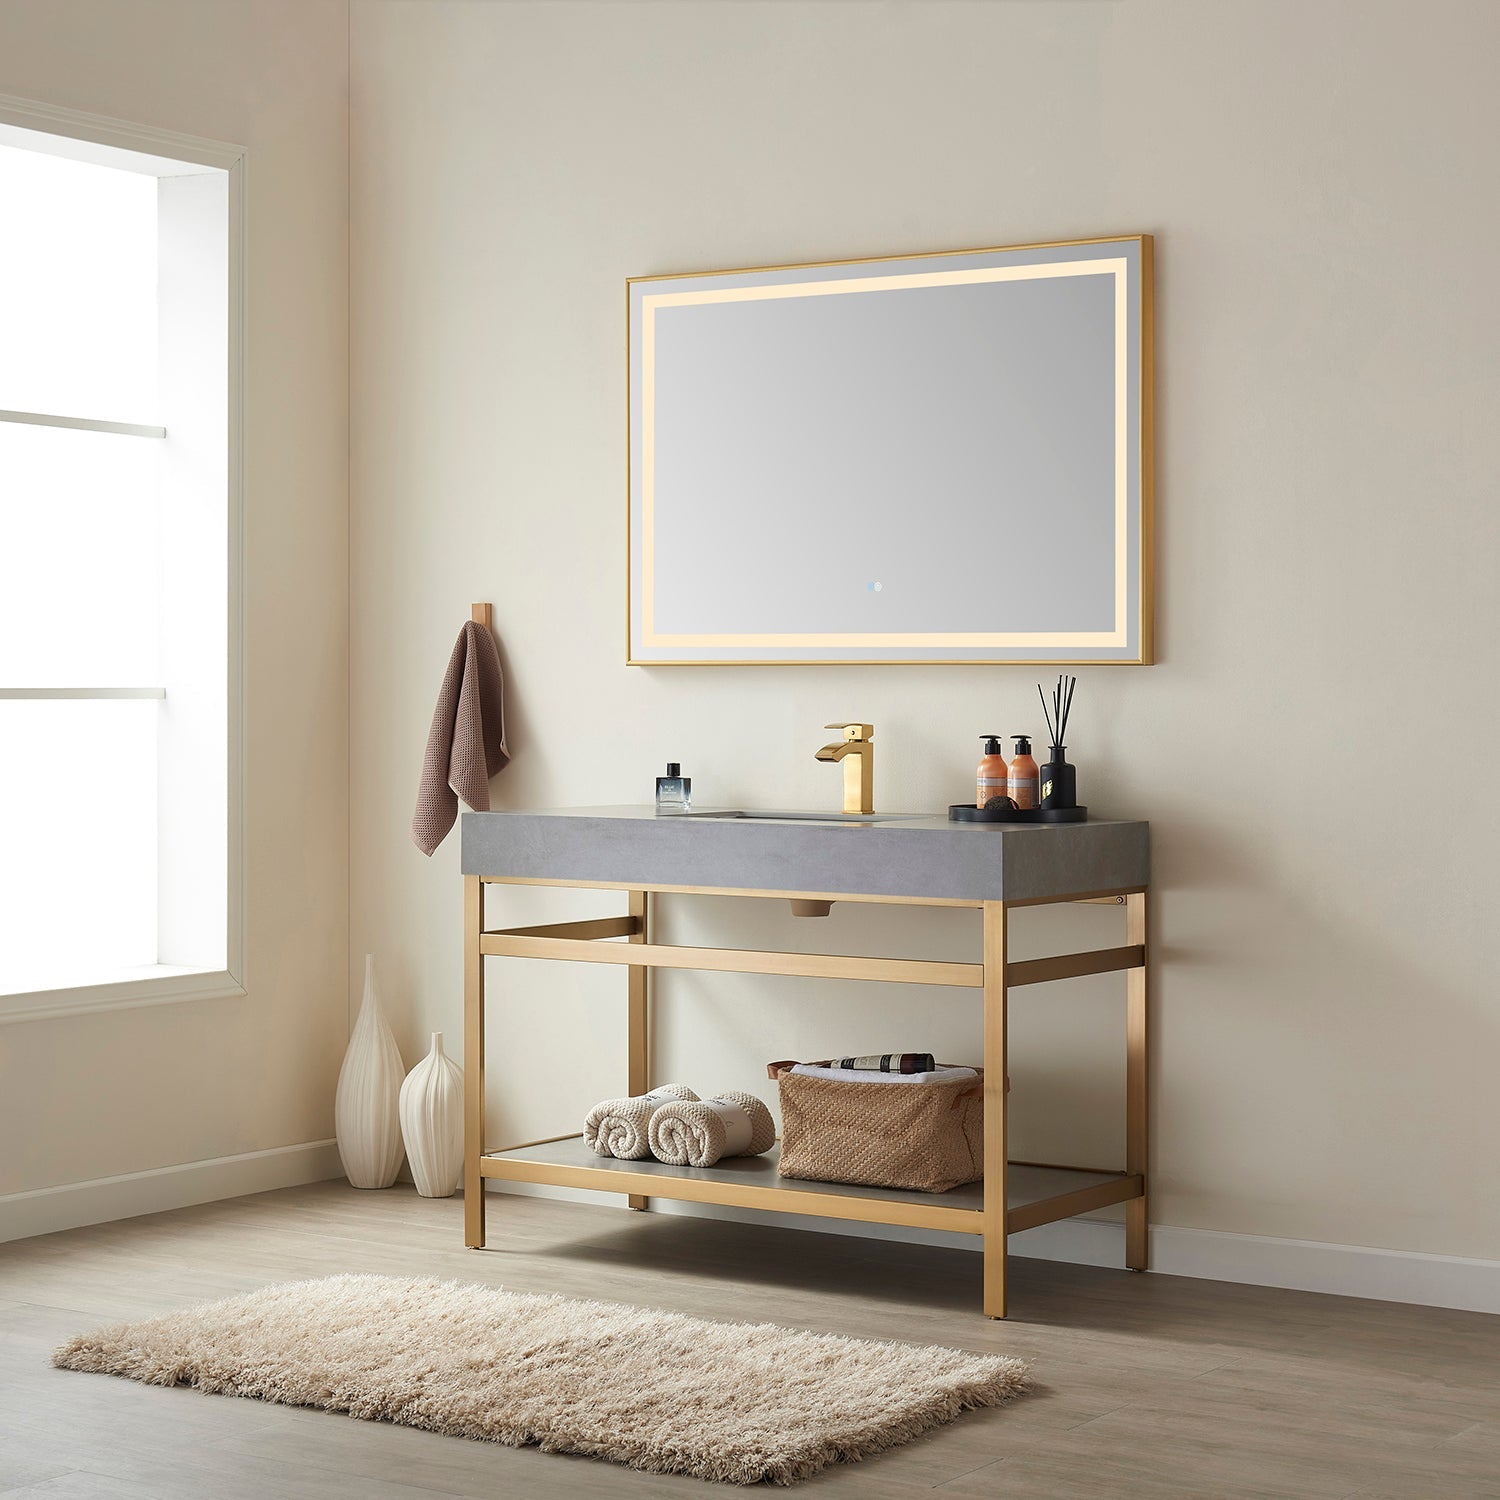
(1038, 675, 1079, 809)
(1040, 746, 1076, 810)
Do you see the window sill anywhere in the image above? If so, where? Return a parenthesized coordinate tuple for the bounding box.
(0, 965, 245, 1024)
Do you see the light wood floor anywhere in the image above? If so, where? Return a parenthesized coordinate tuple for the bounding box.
(1, 1185, 1498, 1498)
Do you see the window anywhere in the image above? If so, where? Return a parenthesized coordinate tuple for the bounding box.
(0, 99, 243, 1020)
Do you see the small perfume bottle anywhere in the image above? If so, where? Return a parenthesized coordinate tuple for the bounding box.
(655, 762, 691, 813)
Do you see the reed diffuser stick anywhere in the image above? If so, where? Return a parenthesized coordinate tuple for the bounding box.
(1039, 674, 1076, 748)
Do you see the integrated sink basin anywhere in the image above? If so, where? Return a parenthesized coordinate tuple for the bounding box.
(675, 809, 924, 824)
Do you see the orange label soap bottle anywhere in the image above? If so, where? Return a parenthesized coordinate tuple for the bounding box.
(977, 736, 1008, 808)
(1007, 735, 1039, 809)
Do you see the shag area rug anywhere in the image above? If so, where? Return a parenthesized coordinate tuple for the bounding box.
(53, 1273, 1028, 1485)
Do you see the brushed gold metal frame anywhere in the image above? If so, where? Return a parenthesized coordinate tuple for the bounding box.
(626, 233, 1156, 667)
(463, 874, 1150, 1319)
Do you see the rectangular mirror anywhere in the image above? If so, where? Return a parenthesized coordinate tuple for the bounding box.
(628, 235, 1152, 665)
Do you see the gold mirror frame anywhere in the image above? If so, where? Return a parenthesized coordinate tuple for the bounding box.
(627, 234, 1154, 666)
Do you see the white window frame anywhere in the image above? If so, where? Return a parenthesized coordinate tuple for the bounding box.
(0, 93, 246, 1024)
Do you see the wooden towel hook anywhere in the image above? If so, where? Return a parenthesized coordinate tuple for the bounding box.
(471, 602, 492, 629)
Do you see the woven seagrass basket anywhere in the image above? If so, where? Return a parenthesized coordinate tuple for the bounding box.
(768, 1062, 984, 1194)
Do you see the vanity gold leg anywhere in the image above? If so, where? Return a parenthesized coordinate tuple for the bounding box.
(1125, 889, 1149, 1270)
(464, 875, 487, 1248)
(627, 889, 650, 1211)
(982, 900, 1009, 1318)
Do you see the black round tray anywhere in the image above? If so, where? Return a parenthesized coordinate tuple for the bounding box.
(948, 803, 1088, 824)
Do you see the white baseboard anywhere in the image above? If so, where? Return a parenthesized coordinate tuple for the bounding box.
(1148, 1222, 1500, 1316)
(0, 1139, 344, 1244)
(483, 1181, 1500, 1316)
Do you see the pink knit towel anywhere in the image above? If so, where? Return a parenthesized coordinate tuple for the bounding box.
(411, 620, 509, 856)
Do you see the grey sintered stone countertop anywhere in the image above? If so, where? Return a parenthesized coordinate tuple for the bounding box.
(461, 806, 1148, 903)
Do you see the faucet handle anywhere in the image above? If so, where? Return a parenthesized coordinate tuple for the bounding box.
(824, 722, 874, 742)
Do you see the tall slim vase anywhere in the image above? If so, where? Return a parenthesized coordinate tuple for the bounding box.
(399, 1032, 465, 1198)
(334, 954, 405, 1189)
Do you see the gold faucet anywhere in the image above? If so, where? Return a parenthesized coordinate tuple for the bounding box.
(815, 723, 875, 815)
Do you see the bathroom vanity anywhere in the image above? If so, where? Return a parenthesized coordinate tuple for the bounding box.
(460, 806, 1150, 1318)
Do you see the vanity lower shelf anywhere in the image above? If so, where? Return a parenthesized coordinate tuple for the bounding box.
(481, 1135, 1142, 1238)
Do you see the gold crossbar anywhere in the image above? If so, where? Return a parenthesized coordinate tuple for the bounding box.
(486, 916, 640, 941)
(480, 1153, 983, 1233)
(1007, 1172, 1144, 1233)
(478, 932, 983, 987)
(1005, 944, 1145, 987)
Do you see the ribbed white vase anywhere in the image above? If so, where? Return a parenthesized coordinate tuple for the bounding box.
(399, 1031, 465, 1198)
(334, 955, 405, 1189)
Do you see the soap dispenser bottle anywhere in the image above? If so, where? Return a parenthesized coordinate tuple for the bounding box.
(1007, 736, 1039, 810)
(655, 762, 691, 813)
(977, 736, 1009, 809)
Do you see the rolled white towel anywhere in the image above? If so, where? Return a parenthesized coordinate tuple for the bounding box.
(585, 1084, 698, 1159)
(648, 1091, 776, 1167)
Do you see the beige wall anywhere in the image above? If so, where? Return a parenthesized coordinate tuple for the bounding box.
(3, 0, 1489, 1272)
(350, 0, 1500, 1265)
(0, 0, 349, 1193)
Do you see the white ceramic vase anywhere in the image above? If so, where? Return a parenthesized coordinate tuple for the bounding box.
(334, 954, 405, 1189)
(399, 1031, 465, 1198)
